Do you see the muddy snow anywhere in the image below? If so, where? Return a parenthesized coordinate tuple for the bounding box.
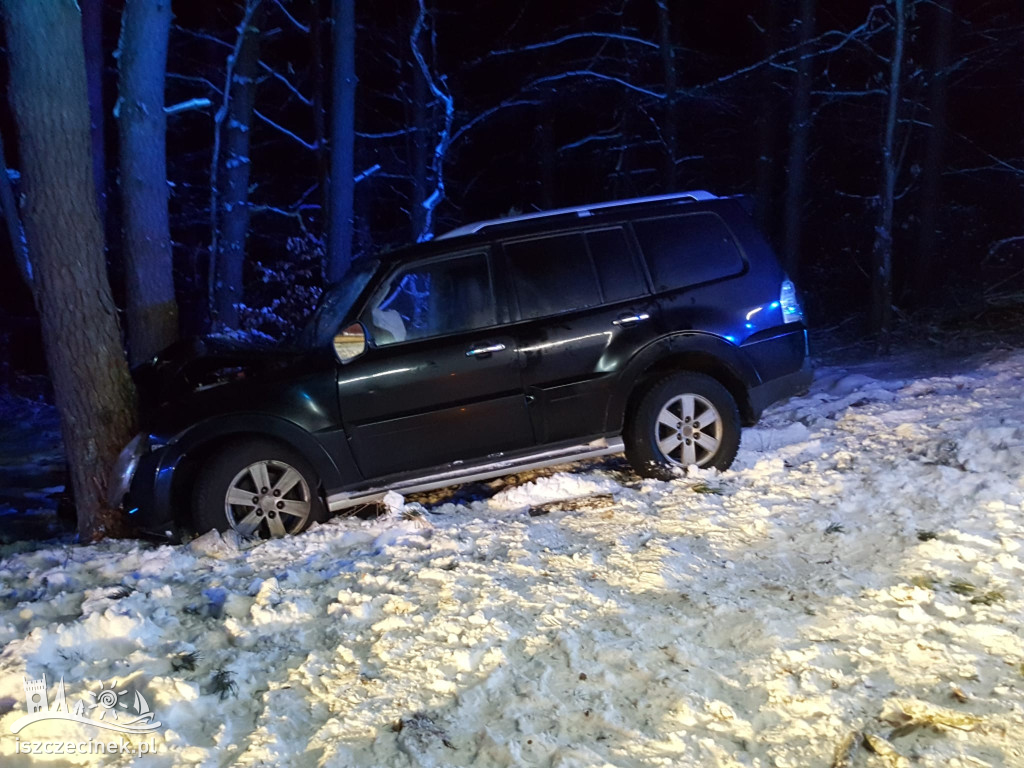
(2, 349, 1024, 766)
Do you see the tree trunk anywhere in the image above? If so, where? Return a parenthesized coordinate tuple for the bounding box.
(754, 0, 781, 233)
(410, 34, 430, 241)
(782, 0, 815, 276)
(311, 0, 329, 218)
(214, 2, 264, 328)
(81, 0, 107, 223)
(327, 0, 356, 282)
(655, 0, 678, 191)
(1, 0, 138, 540)
(0, 128, 31, 290)
(913, 0, 953, 306)
(117, 0, 179, 364)
(871, 0, 906, 350)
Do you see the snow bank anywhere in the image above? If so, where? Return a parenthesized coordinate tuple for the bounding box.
(2, 350, 1024, 766)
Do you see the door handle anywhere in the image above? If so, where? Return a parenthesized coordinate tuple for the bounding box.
(466, 343, 506, 357)
(612, 313, 650, 327)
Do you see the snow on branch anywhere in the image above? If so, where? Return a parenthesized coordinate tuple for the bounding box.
(254, 109, 318, 150)
(476, 31, 658, 63)
(527, 70, 666, 100)
(165, 97, 213, 115)
(269, 0, 309, 34)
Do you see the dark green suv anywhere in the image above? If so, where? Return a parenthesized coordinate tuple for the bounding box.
(110, 190, 811, 539)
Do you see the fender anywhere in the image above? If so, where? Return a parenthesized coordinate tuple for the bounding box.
(604, 331, 761, 432)
(140, 413, 360, 535)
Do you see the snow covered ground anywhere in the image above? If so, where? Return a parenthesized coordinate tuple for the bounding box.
(2, 348, 1024, 766)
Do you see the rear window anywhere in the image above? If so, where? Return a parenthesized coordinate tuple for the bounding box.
(632, 213, 744, 293)
(505, 234, 602, 320)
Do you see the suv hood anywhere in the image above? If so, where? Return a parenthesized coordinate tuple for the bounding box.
(133, 334, 305, 415)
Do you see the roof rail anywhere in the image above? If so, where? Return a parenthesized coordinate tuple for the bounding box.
(436, 189, 718, 240)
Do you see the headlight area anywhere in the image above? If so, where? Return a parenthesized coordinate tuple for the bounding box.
(107, 433, 151, 509)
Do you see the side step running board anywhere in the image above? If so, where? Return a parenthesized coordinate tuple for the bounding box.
(326, 437, 625, 511)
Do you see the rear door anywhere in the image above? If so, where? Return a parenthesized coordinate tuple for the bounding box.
(502, 228, 660, 444)
(337, 249, 533, 478)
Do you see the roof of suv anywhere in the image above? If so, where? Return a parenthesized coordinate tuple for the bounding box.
(436, 190, 720, 241)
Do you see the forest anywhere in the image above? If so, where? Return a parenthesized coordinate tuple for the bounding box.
(0, 0, 1021, 539)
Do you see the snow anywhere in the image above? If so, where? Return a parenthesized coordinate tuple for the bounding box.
(3, 349, 1024, 765)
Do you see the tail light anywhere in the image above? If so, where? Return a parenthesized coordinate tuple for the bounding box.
(780, 279, 803, 324)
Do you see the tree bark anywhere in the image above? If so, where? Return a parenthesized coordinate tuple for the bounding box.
(913, 0, 953, 306)
(1, 0, 137, 540)
(214, 1, 264, 328)
(655, 0, 678, 191)
(871, 0, 906, 350)
(782, 0, 815, 276)
(117, 0, 179, 364)
(327, 0, 357, 282)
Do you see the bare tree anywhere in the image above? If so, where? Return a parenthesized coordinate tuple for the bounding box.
(1, 0, 137, 540)
(327, 0, 356, 280)
(914, 0, 954, 305)
(212, 0, 264, 329)
(655, 0, 678, 191)
(871, 0, 906, 349)
(782, 0, 815, 276)
(117, 0, 179, 363)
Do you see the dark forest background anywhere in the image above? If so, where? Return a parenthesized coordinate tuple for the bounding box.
(3, 0, 1022, 357)
(1, 0, 1022, 536)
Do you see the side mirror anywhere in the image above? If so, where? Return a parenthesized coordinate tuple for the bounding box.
(333, 323, 367, 364)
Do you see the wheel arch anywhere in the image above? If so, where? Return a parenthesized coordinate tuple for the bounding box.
(150, 414, 349, 531)
(606, 334, 760, 434)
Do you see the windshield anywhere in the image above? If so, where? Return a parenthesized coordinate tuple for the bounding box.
(295, 259, 379, 349)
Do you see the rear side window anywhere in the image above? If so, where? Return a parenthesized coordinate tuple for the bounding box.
(632, 213, 744, 293)
(586, 228, 646, 302)
(505, 234, 602, 320)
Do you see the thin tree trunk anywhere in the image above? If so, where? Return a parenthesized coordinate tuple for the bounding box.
(754, 0, 781, 233)
(1, 0, 137, 540)
(208, 0, 262, 327)
(0, 128, 31, 290)
(117, 0, 179, 364)
(311, 0, 329, 218)
(81, 0, 107, 223)
(327, 0, 356, 282)
(914, 0, 953, 306)
(782, 0, 815, 276)
(214, 2, 264, 328)
(410, 36, 429, 241)
(655, 0, 678, 191)
(871, 0, 906, 350)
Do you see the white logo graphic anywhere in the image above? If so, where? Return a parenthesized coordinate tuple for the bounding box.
(10, 674, 161, 735)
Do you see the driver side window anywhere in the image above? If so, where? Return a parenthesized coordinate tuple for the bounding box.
(362, 252, 495, 346)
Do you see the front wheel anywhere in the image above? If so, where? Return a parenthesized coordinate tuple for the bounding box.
(625, 372, 741, 480)
(192, 439, 326, 538)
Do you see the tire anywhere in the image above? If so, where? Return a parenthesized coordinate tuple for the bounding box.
(192, 438, 326, 538)
(625, 372, 741, 480)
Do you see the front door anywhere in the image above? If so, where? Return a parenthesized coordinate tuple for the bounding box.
(337, 249, 532, 479)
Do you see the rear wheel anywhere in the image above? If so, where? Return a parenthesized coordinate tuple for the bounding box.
(625, 372, 741, 480)
(192, 439, 326, 538)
